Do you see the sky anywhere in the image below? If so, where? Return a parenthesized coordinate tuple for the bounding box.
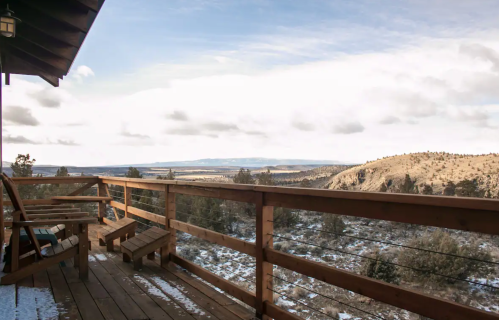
(2, 0, 499, 166)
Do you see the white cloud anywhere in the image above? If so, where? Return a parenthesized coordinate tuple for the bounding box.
(379, 116, 401, 125)
(3, 26, 499, 166)
(4, 106, 39, 126)
(332, 122, 365, 134)
(72, 66, 95, 83)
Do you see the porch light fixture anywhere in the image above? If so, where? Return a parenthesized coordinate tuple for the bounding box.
(1, 5, 21, 38)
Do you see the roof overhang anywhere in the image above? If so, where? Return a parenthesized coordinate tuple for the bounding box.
(0, 0, 105, 87)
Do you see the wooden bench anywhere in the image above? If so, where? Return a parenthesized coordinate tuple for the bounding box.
(120, 227, 170, 270)
(97, 218, 137, 252)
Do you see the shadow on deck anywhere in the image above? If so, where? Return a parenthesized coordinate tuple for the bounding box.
(1, 225, 256, 320)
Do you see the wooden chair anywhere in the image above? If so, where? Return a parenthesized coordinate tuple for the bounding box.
(1, 173, 97, 285)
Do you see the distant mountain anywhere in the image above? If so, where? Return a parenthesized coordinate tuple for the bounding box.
(114, 158, 343, 168)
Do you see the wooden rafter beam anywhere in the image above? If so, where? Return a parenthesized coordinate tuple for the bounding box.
(4, 45, 64, 78)
(8, 2, 85, 48)
(2, 49, 60, 86)
(6, 38, 70, 74)
(19, 0, 91, 33)
(71, 0, 105, 12)
(18, 24, 79, 61)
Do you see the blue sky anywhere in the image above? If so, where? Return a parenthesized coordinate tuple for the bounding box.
(3, 0, 499, 165)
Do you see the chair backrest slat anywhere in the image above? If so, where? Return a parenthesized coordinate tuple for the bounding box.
(1, 173, 43, 259)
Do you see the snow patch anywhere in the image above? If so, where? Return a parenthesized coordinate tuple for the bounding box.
(94, 254, 107, 261)
(88, 255, 96, 262)
(133, 276, 173, 303)
(0, 284, 16, 320)
(150, 276, 207, 316)
(0, 285, 61, 320)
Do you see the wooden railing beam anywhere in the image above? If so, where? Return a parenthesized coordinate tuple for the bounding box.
(265, 248, 499, 320)
(170, 185, 256, 203)
(97, 182, 106, 221)
(171, 253, 256, 308)
(264, 192, 499, 235)
(124, 182, 131, 218)
(12, 177, 99, 185)
(256, 192, 274, 319)
(165, 187, 176, 266)
(127, 206, 166, 224)
(170, 219, 256, 256)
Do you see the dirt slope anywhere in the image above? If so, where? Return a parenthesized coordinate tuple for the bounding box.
(327, 152, 499, 196)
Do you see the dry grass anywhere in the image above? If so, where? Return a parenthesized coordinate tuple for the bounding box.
(328, 152, 499, 195)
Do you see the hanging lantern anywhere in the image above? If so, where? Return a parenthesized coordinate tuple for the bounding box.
(1, 5, 21, 38)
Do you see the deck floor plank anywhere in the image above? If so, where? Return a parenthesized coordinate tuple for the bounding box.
(68, 282, 106, 320)
(1, 224, 246, 320)
(144, 259, 247, 320)
(97, 245, 208, 320)
(46, 264, 83, 320)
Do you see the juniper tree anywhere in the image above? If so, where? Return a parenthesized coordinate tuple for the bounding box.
(300, 179, 312, 188)
(455, 179, 484, 198)
(11, 154, 35, 177)
(322, 214, 345, 238)
(157, 169, 175, 180)
(379, 183, 388, 192)
(233, 168, 255, 184)
(126, 167, 142, 179)
(398, 174, 415, 194)
(443, 181, 456, 196)
(232, 168, 255, 216)
(398, 230, 492, 286)
(361, 250, 399, 285)
(422, 185, 433, 195)
(10, 154, 37, 199)
(256, 169, 274, 186)
(56, 166, 70, 177)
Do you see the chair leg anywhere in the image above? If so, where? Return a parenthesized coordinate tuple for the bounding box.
(123, 253, 131, 263)
(120, 236, 126, 244)
(160, 245, 169, 268)
(106, 240, 114, 252)
(128, 231, 135, 239)
(79, 224, 89, 280)
(147, 252, 155, 260)
(133, 257, 142, 271)
(11, 226, 20, 272)
(99, 238, 106, 246)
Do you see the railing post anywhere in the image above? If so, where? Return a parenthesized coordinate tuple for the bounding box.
(0, 184, 3, 256)
(256, 192, 274, 319)
(97, 181, 106, 222)
(163, 185, 176, 267)
(125, 182, 131, 218)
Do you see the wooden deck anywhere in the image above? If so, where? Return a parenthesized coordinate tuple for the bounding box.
(2, 225, 256, 320)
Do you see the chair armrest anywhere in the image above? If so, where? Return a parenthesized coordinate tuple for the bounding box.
(27, 212, 90, 219)
(12, 217, 98, 227)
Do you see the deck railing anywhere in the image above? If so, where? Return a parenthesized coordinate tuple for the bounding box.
(2, 175, 499, 320)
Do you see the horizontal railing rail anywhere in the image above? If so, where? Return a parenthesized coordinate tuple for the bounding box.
(100, 176, 499, 320)
(2, 175, 498, 320)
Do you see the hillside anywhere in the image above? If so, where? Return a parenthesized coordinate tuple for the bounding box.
(273, 165, 352, 187)
(327, 152, 499, 196)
